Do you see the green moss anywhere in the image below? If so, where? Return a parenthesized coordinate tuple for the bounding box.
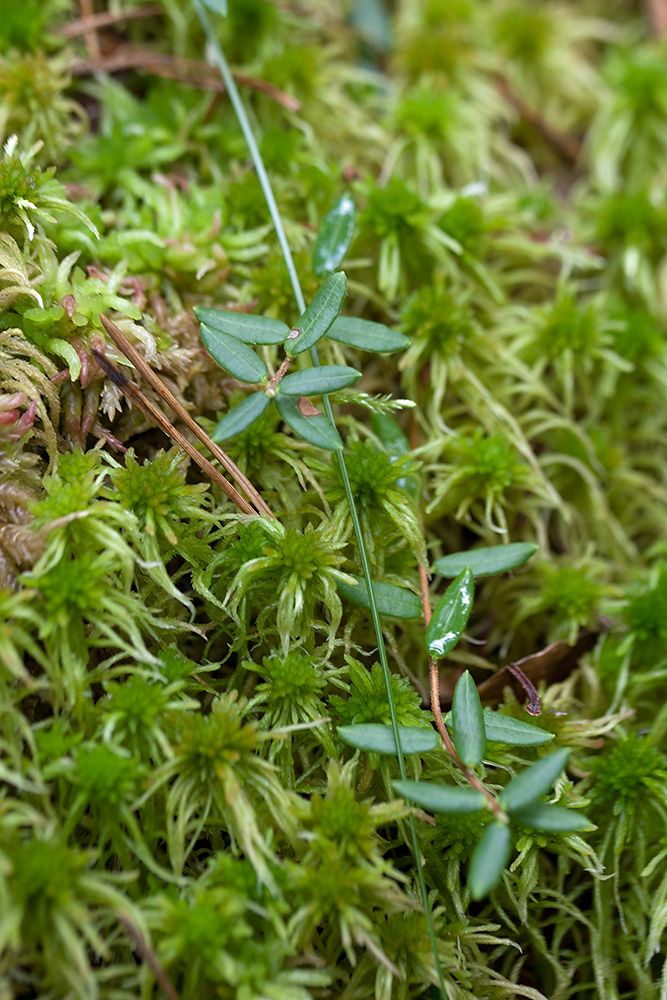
(4, 2, 667, 997)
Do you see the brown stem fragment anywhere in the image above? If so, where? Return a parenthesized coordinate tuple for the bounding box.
(420, 564, 504, 819)
(91, 348, 258, 516)
(117, 913, 181, 1000)
(98, 315, 273, 517)
(494, 73, 582, 164)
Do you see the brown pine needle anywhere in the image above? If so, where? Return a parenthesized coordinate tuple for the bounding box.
(99, 315, 273, 518)
(91, 346, 258, 516)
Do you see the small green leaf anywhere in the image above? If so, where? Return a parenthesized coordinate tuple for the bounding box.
(499, 748, 570, 815)
(393, 780, 486, 814)
(277, 365, 361, 396)
(512, 802, 594, 833)
(313, 194, 356, 275)
(451, 670, 486, 767)
(200, 324, 268, 383)
(424, 567, 474, 659)
(433, 543, 538, 579)
(444, 710, 555, 747)
(47, 338, 82, 381)
(336, 575, 422, 619)
(338, 724, 440, 755)
(194, 307, 289, 345)
(201, 0, 228, 13)
(211, 393, 270, 442)
(371, 412, 410, 455)
(286, 273, 347, 356)
(275, 394, 342, 451)
(327, 316, 410, 353)
(469, 822, 512, 899)
(482, 712, 554, 747)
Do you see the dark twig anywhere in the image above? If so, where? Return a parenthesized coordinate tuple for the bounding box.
(494, 73, 582, 165)
(117, 913, 181, 1000)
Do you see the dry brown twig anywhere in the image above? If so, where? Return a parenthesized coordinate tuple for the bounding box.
(96, 315, 274, 518)
(77, 0, 101, 63)
(494, 73, 583, 165)
(117, 913, 181, 1000)
(59, 4, 163, 38)
(69, 48, 301, 112)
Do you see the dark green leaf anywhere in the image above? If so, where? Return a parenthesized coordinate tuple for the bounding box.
(313, 194, 356, 276)
(277, 365, 361, 396)
(444, 710, 555, 747)
(336, 575, 422, 619)
(371, 413, 420, 498)
(327, 316, 409, 353)
(482, 711, 554, 746)
(338, 724, 440, 755)
(424, 567, 474, 659)
(200, 324, 268, 383)
(433, 543, 538, 579)
(371, 413, 410, 455)
(194, 307, 288, 345)
(201, 0, 228, 13)
(393, 780, 486, 814)
(211, 393, 270, 442)
(286, 273, 347, 356)
(451, 670, 486, 767)
(469, 822, 512, 899)
(275, 394, 342, 451)
(512, 802, 594, 833)
(499, 748, 570, 815)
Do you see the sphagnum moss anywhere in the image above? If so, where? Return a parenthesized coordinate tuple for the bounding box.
(2, 1, 667, 998)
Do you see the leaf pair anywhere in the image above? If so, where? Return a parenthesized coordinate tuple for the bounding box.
(197, 193, 409, 450)
(197, 281, 360, 449)
(340, 668, 591, 899)
(424, 544, 537, 661)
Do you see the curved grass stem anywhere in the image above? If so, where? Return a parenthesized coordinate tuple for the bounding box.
(189, 1, 447, 994)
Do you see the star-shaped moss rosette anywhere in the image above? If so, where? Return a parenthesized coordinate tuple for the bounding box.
(195, 270, 409, 451)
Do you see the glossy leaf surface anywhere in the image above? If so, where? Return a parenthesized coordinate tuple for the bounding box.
(312, 194, 356, 275)
(275, 394, 342, 451)
(469, 822, 512, 899)
(277, 365, 361, 396)
(512, 802, 593, 833)
(393, 780, 486, 814)
(451, 670, 486, 767)
(433, 543, 538, 579)
(327, 316, 409, 353)
(211, 392, 270, 442)
(424, 567, 474, 659)
(195, 307, 288, 345)
(286, 272, 347, 356)
(499, 748, 570, 814)
(200, 324, 268, 383)
(336, 575, 422, 619)
(338, 724, 440, 755)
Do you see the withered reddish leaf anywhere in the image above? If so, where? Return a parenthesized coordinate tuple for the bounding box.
(435, 630, 599, 712)
(297, 397, 322, 417)
(475, 631, 599, 710)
